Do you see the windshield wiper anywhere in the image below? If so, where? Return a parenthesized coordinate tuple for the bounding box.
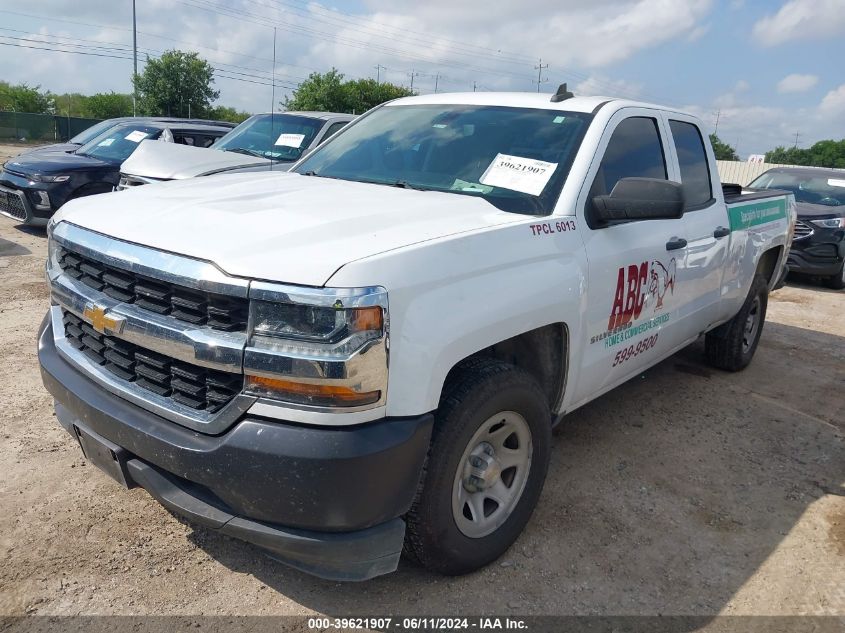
(225, 148, 267, 158)
(391, 180, 423, 190)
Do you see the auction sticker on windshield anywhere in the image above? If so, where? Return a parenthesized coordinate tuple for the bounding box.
(124, 130, 148, 143)
(480, 153, 557, 196)
(275, 133, 305, 148)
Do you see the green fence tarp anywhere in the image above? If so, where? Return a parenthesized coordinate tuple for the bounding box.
(0, 112, 102, 142)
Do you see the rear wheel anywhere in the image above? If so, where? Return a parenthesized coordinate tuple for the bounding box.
(404, 359, 551, 575)
(705, 274, 768, 371)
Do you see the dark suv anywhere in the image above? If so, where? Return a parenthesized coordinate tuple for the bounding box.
(0, 120, 232, 226)
(749, 167, 845, 289)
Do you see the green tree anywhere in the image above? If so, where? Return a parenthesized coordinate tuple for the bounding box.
(0, 81, 54, 113)
(207, 105, 252, 123)
(343, 78, 415, 113)
(709, 134, 739, 161)
(83, 92, 134, 119)
(283, 69, 413, 114)
(53, 92, 90, 117)
(765, 140, 845, 168)
(133, 50, 219, 117)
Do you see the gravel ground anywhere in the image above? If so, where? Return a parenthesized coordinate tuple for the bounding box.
(0, 213, 843, 619)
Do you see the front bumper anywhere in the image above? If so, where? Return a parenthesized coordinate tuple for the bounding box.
(0, 183, 48, 226)
(0, 171, 57, 225)
(788, 240, 844, 277)
(39, 316, 433, 580)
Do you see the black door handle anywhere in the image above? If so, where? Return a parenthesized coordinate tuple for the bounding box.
(713, 226, 731, 238)
(666, 237, 687, 251)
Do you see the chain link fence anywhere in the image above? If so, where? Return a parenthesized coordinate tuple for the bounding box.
(0, 112, 102, 143)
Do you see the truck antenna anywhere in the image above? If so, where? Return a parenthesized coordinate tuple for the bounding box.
(550, 83, 574, 103)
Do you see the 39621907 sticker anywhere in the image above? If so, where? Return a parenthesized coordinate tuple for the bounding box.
(479, 153, 558, 196)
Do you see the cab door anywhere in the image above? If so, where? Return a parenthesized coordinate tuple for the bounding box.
(663, 115, 729, 334)
(571, 110, 691, 407)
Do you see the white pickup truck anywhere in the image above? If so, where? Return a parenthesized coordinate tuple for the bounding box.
(39, 88, 794, 581)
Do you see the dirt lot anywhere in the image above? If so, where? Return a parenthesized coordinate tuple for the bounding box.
(0, 216, 843, 619)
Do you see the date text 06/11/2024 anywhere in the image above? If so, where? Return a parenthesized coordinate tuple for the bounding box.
(306, 616, 529, 630)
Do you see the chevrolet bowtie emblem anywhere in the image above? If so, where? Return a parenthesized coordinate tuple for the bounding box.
(82, 304, 125, 335)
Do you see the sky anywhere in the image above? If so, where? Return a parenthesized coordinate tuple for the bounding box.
(0, 0, 843, 156)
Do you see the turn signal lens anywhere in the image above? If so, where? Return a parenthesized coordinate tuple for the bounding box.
(246, 375, 381, 407)
(350, 306, 383, 331)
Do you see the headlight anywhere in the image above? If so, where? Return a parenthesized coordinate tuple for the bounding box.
(244, 283, 388, 409)
(810, 217, 845, 229)
(250, 300, 383, 347)
(30, 174, 70, 183)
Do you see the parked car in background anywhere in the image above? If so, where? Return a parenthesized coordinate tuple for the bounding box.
(749, 167, 845, 289)
(0, 120, 231, 226)
(117, 112, 354, 189)
(17, 117, 237, 157)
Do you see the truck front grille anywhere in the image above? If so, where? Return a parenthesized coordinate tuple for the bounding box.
(0, 187, 27, 221)
(62, 311, 242, 413)
(59, 247, 249, 332)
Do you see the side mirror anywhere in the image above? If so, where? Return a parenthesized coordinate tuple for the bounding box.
(592, 177, 684, 224)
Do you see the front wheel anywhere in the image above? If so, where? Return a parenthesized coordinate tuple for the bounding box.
(826, 262, 845, 290)
(704, 274, 769, 371)
(404, 359, 551, 575)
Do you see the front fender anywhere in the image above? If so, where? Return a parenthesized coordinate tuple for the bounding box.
(328, 220, 587, 417)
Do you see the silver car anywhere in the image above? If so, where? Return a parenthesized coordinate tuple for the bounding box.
(117, 111, 355, 189)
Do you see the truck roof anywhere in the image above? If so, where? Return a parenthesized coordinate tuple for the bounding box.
(387, 92, 686, 116)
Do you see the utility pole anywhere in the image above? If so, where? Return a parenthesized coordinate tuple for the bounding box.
(713, 108, 721, 135)
(408, 69, 419, 91)
(374, 64, 386, 84)
(534, 58, 548, 93)
(793, 131, 801, 149)
(271, 27, 277, 115)
(132, 0, 137, 116)
(434, 73, 440, 94)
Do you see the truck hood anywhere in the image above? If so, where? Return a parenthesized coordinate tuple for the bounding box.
(54, 171, 521, 286)
(120, 140, 271, 180)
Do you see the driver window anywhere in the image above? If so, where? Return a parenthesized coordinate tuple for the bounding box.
(590, 117, 667, 199)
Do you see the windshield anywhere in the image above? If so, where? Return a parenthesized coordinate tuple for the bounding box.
(293, 104, 592, 214)
(750, 170, 845, 206)
(77, 124, 161, 161)
(212, 113, 324, 161)
(69, 119, 123, 145)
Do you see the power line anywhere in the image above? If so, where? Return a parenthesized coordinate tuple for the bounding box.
(0, 39, 297, 90)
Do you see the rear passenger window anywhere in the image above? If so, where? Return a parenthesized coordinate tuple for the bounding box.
(669, 120, 712, 207)
(590, 117, 666, 198)
(320, 121, 348, 144)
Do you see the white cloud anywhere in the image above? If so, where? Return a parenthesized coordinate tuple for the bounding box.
(752, 0, 845, 46)
(574, 75, 644, 100)
(777, 73, 819, 93)
(819, 84, 845, 119)
(734, 79, 750, 93)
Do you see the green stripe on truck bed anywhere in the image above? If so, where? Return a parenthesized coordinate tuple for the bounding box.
(728, 198, 787, 231)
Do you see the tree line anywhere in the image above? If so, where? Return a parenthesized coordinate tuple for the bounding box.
(3, 48, 843, 168)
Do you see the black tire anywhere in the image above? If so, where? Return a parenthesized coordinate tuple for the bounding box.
(704, 274, 769, 371)
(826, 263, 845, 290)
(404, 359, 551, 575)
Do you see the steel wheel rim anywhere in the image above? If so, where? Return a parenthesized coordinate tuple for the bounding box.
(452, 411, 533, 538)
(742, 296, 761, 354)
